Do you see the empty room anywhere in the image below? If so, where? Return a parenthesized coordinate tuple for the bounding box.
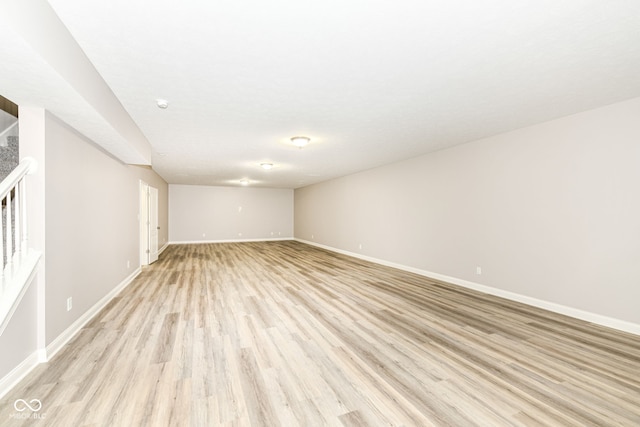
(0, 0, 639, 426)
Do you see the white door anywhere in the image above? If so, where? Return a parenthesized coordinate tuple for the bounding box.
(140, 181, 149, 266)
(148, 186, 159, 264)
(140, 181, 160, 266)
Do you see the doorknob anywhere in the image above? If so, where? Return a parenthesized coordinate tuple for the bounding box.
(157, 226, 161, 230)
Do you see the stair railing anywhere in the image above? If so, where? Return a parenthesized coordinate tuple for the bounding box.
(0, 157, 39, 336)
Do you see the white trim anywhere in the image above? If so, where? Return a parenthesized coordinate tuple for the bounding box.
(0, 250, 42, 337)
(139, 180, 149, 267)
(0, 350, 40, 400)
(295, 239, 640, 336)
(0, 266, 142, 399)
(0, 157, 37, 201)
(169, 237, 293, 245)
(158, 242, 169, 255)
(44, 267, 142, 360)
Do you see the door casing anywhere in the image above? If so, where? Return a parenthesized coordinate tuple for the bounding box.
(139, 181, 159, 265)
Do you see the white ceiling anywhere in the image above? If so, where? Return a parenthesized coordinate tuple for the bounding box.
(3, 0, 640, 188)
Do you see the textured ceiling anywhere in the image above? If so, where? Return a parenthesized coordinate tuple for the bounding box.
(6, 1, 640, 188)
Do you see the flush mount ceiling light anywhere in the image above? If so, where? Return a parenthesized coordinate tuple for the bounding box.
(239, 179, 250, 186)
(291, 136, 310, 148)
(260, 163, 274, 170)
(156, 99, 169, 109)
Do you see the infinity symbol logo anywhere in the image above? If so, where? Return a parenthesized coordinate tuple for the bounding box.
(14, 399, 42, 412)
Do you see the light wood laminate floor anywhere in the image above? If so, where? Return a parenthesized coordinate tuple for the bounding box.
(1, 241, 639, 426)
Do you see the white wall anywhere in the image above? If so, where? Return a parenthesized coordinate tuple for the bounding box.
(295, 97, 640, 330)
(169, 184, 293, 243)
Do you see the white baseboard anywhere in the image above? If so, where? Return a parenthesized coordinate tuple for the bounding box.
(44, 267, 142, 361)
(158, 242, 169, 255)
(1, 268, 142, 399)
(0, 351, 41, 400)
(295, 239, 640, 336)
(169, 237, 293, 245)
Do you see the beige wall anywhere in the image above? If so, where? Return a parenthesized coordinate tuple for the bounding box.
(1, 109, 168, 386)
(0, 279, 39, 384)
(1, 109, 169, 383)
(43, 114, 168, 343)
(295, 97, 640, 327)
(0, 108, 45, 384)
(169, 184, 293, 242)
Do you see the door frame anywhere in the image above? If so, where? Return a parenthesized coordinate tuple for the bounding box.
(139, 180, 159, 266)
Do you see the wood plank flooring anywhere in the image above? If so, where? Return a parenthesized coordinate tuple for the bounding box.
(1, 241, 639, 426)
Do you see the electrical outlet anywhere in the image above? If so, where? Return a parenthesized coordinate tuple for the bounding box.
(67, 297, 73, 311)
(127, 260, 130, 269)
(476, 266, 482, 275)
(359, 243, 362, 250)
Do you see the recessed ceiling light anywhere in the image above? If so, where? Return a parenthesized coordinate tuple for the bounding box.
(156, 99, 169, 109)
(240, 179, 250, 186)
(291, 136, 310, 148)
(260, 163, 274, 170)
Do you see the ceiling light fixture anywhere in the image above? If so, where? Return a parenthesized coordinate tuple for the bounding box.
(260, 163, 274, 170)
(156, 99, 169, 109)
(291, 136, 310, 148)
(240, 179, 250, 186)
